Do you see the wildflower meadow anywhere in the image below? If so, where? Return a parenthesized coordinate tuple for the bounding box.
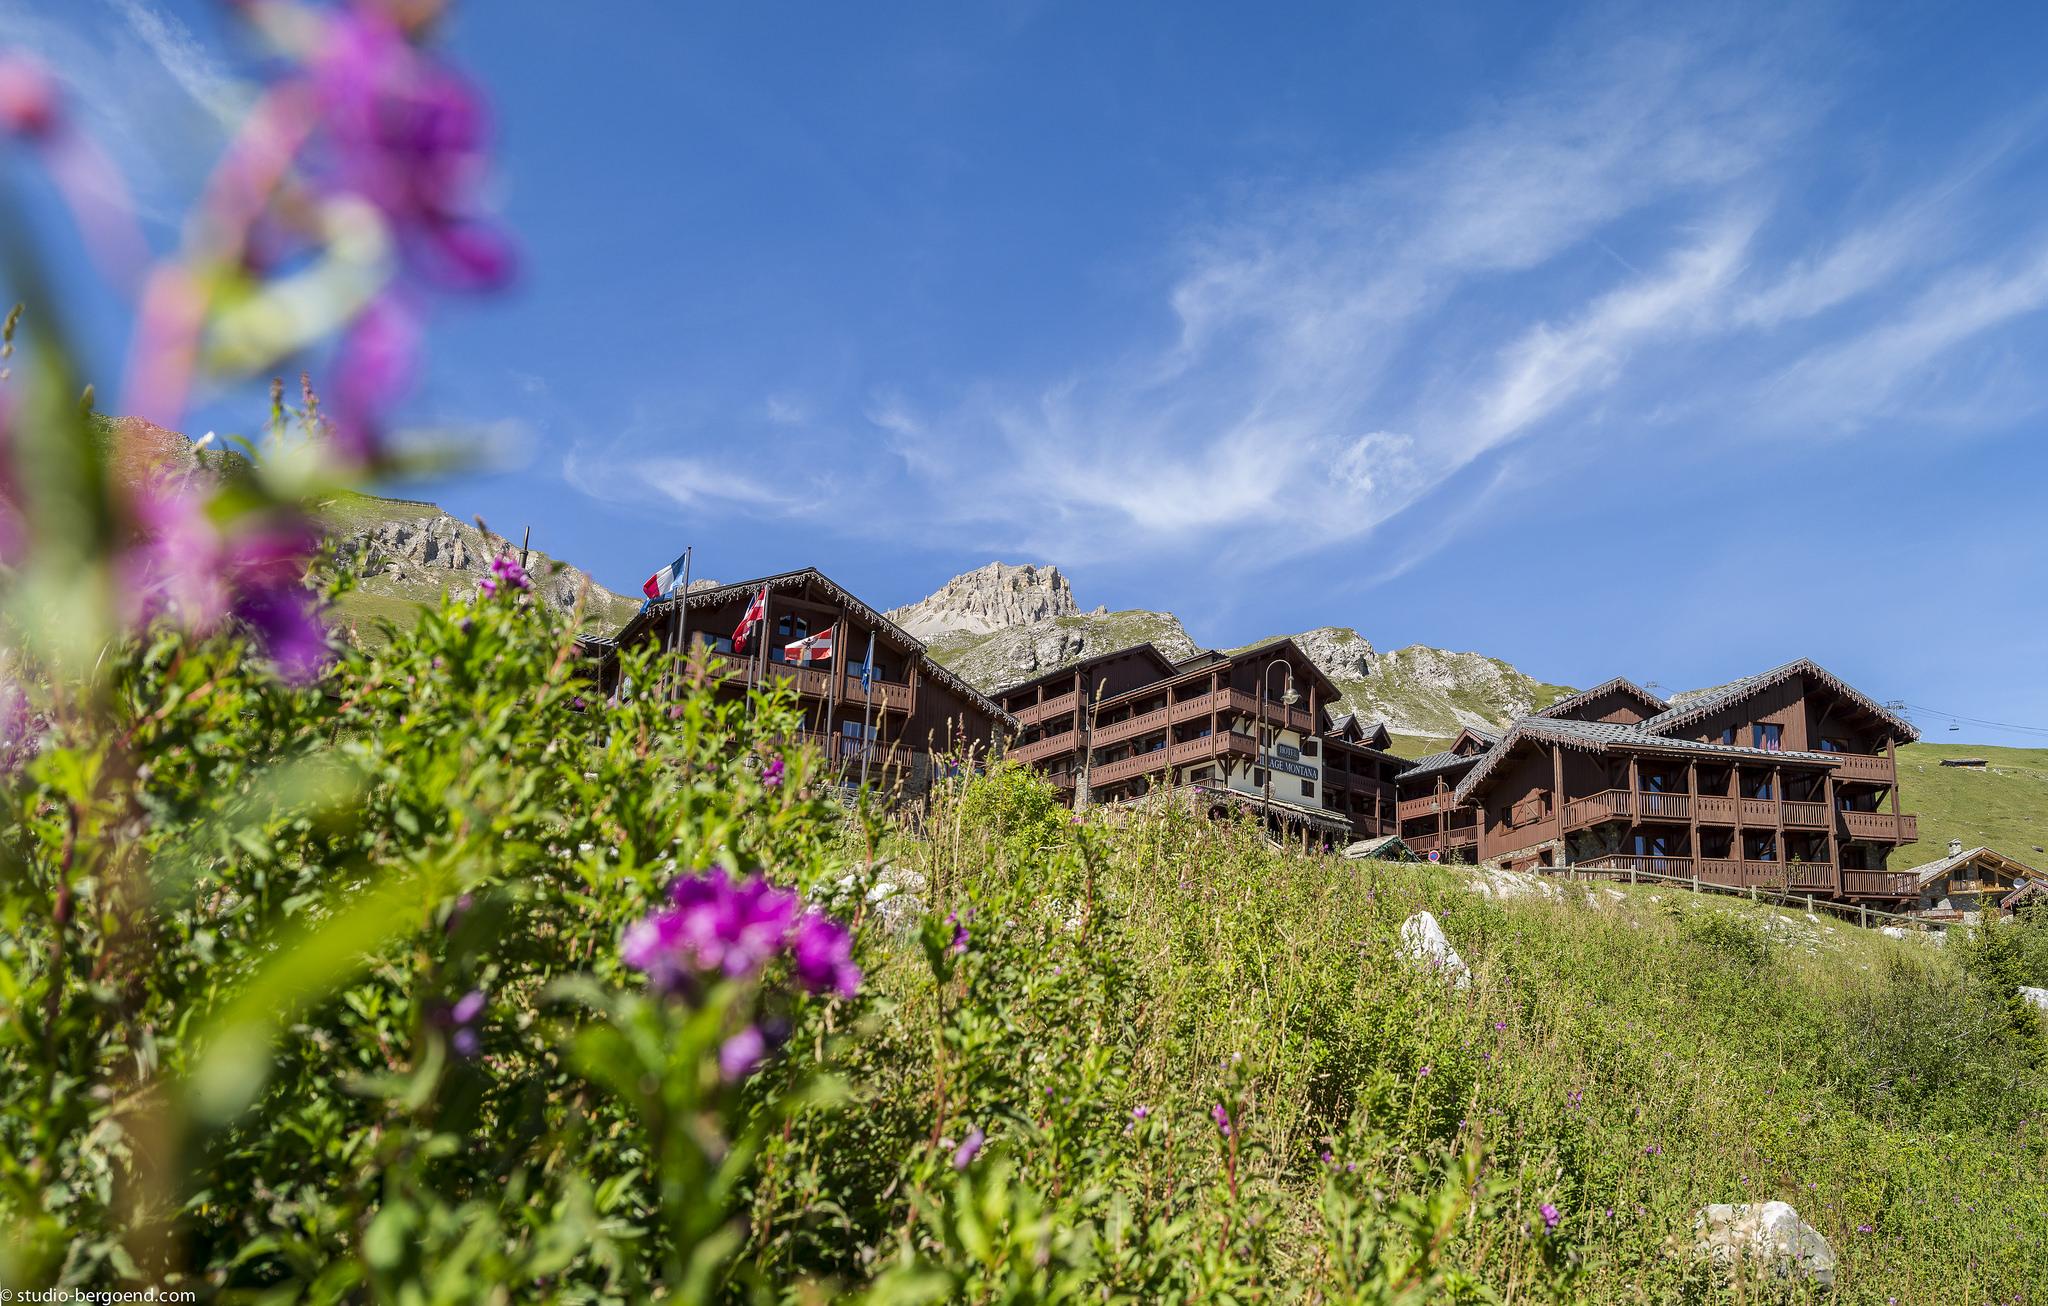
(2, 3, 2046, 1302)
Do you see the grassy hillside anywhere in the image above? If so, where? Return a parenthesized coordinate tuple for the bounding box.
(893, 770, 2048, 1299)
(1894, 741, 2048, 871)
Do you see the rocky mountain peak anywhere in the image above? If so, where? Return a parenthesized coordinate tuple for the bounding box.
(887, 561, 1079, 641)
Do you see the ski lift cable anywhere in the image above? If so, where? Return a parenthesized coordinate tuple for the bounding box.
(1895, 701, 2048, 739)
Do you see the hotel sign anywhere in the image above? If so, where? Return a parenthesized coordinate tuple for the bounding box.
(1260, 753, 1318, 781)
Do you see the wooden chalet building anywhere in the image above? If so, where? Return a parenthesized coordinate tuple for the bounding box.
(580, 568, 1014, 794)
(1909, 842, 2043, 922)
(1393, 661, 1922, 904)
(994, 639, 1407, 844)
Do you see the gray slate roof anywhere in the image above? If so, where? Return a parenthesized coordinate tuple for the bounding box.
(1402, 749, 1482, 780)
(1910, 844, 2042, 891)
(1452, 715, 1847, 805)
(1534, 677, 1667, 721)
(1638, 658, 1918, 743)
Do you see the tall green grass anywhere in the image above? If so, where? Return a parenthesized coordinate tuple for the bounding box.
(853, 767, 2048, 1301)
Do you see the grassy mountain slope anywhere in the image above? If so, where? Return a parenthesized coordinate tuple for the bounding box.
(1893, 742, 2048, 870)
(323, 491, 639, 641)
(910, 771, 2048, 1298)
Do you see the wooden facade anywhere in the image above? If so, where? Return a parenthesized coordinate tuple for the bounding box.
(994, 639, 1407, 843)
(1910, 843, 2042, 921)
(580, 568, 1014, 794)
(1392, 662, 1923, 903)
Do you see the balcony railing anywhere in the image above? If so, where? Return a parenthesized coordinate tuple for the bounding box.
(1398, 794, 1452, 821)
(1579, 855, 1835, 891)
(1012, 690, 1077, 725)
(1840, 811, 1919, 843)
(1091, 704, 1172, 748)
(1636, 792, 1691, 822)
(1694, 795, 1737, 823)
(1842, 869, 1916, 897)
(1088, 748, 1173, 786)
(1010, 734, 1076, 765)
(1781, 800, 1830, 828)
(1830, 752, 1896, 784)
(1563, 789, 1633, 828)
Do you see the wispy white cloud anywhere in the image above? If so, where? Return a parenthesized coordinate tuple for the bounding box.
(563, 444, 814, 515)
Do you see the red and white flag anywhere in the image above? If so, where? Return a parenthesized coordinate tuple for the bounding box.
(731, 585, 768, 654)
(785, 629, 835, 664)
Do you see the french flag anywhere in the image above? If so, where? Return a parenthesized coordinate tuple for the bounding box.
(785, 629, 834, 665)
(642, 550, 689, 599)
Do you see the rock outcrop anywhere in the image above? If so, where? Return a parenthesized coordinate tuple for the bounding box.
(1693, 1202, 1836, 1287)
(330, 506, 640, 628)
(887, 562, 1078, 641)
(932, 611, 1199, 692)
(1399, 911, 1471, 989)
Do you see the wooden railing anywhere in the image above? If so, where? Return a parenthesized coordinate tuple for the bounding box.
(1840, 811, 1918, 842)
(1012, 690, 1077, 725)
(1781, 800, 1830, 827)
(1636, 792, 1691, 822)
(1831, 752, 1895, 784)
(1091, 704, 1172, 747)
(1843, 869, 1917, 897)
(1009, 734, 1075, 765)
(1088, 749, 1172, 786)
(1581, 853, 1694, 878)
(1738, 797, 1778, 822)
(1563, 789, 1632, 827)
(1216, 689, 1316, 733)
(1398, 795, 1450, 821)
(1168, 694, 1216, 723)
(1694, 795, 1737, 823)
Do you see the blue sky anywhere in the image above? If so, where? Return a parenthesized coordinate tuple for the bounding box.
(8, 0, 2048, 744)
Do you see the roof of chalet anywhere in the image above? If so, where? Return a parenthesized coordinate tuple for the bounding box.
(1910, 844, 2043, 891)
(1344, 834, 1419, 861)
(1533, 677, 1668, 721)
(1638, 658, 1919, 743)
(1402, 749, 1483, 780)
(603, 567, 1016, 728)
(1452, 715, 1848, 805)
(1325, 712, 1396, 751)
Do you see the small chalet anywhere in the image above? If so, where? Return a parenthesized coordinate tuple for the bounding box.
(580, 568, 1014, 795)
(1910, 842, 2044, 921)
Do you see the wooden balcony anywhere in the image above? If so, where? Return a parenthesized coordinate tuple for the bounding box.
(1010, 733, 1076, 765)
(1840, 811, 1919, 843)
(1169, 733, 1256, 765)
(1408, 826, 1479, 855)
(1216, 688, 1316, 733)
(1011, 690, 1077, 726)
(1781, 800, 1830, 828)
(1694, 795, 1737, 823)
(1089, 748, 1173, 786)
(1563, 789, 1634, 828)
(1091, 704, 1172, 748)
(1831, 752, 1896, 785)
(1580, 855, 1834, 891)
(790, 730, 922, 772)
(1398, 793, 1460, 821)
(1168, 694, 1217, 723)
(1637, 792, 1691, 822)
(1842, 869, 1916, 897)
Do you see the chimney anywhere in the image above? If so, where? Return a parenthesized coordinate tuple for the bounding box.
(1948, 838, 1964, 858)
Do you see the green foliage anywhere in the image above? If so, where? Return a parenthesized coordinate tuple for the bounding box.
(4, 586, 2045, 1301)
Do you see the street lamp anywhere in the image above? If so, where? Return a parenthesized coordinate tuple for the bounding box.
(1258, 658, 1299, 833)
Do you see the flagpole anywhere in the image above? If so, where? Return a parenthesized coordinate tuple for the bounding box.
(859, 630, 876, 791)
(671, 547, 691, 701)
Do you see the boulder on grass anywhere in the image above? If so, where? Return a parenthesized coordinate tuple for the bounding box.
(1693, 1201, 1835, 1288)
(2020, 986, 2048, 1014)
(1399, 911, 1471, 991)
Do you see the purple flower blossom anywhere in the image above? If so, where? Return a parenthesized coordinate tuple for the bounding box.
(622, 868, 799, 991)
(441, 987, 485, 1058)
(946, 910, 969, 956)
(1540, 1203, 1560, 1231)
(0, 52, 58, 141)
(1211, 1103, 1233, 1138)
(790, 911, 862, 998)
(719, 1025, 766, 1082)
(1418, 1064, 1432, 1078)
(952, 1125, 985, 1170)
(1130, 1104, 1150, 1121)
(761, 756, 784, 789)
(1857, 1223, 1874, 1234)
(305, 3, 516, 292)
(451, 989, 486, 1024)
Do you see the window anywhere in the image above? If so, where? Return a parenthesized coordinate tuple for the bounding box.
(695, 630, 735, 655)
(1818, 738, 1844, 753)
(1253, 768, 1269, 786)
(1645, 772, 1666, 793)
(1301, 779, 1316, 797)
(1299, 739, 1318, 758)
(1753, 723, 1783, 752)
(1190, 766, 1213, 782)
(770, 613, 810, 663)
(1719, 727, 1737, 745)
